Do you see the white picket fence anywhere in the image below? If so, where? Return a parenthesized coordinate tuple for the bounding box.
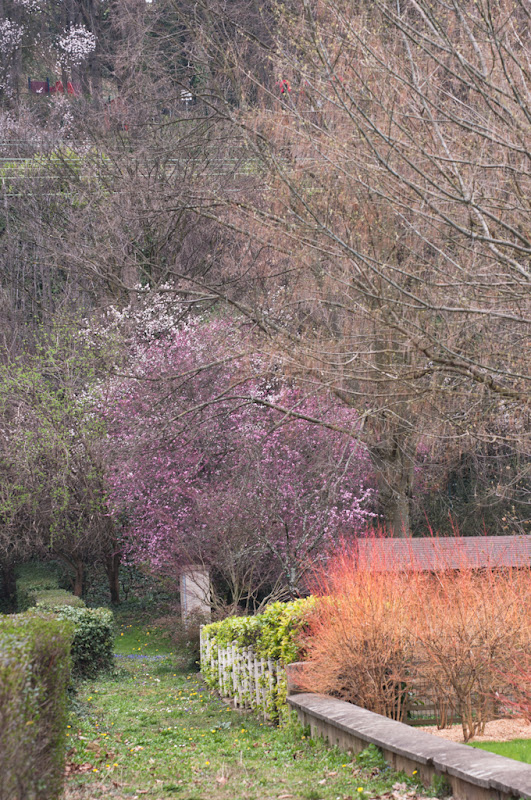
(199, 627, 286, 720)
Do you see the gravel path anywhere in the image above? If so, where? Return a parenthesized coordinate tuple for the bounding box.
(416, 717, 531, 743)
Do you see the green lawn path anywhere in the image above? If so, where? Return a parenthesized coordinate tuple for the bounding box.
(64, 621, 434, 800)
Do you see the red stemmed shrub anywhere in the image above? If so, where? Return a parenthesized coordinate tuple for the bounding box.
(496, 653, 531, 724)
(300, 534, 531, 741)
(299, 543, 416, 721)
(413, 564, 530, 740)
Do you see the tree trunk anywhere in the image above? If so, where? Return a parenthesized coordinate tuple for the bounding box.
(73, 558, 84, 597)
(104, 550, 121, 604)
(369, 420, 417, 537)
(386, 483, 412, 538)
(0, 559, 17, 610)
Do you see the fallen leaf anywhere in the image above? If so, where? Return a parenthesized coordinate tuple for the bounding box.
(64, 762, 93, 775)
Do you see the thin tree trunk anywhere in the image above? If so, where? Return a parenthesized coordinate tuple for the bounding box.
(370, 421, 417, 537)
(0, 559, 17, 610)
(104, 550, 121, 604)
(73, 557, 84, 597)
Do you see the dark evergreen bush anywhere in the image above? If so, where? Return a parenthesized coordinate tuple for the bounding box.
(52, 606, 114, 678)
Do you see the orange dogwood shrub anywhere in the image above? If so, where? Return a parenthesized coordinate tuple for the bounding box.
(300, 564, 415, 720)
(497, 653, 531, 724)
(300, 536, 531, 741)
(413, 565, 530, 740)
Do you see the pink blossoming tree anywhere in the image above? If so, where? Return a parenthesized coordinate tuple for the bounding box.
(101, 294, 376, 607)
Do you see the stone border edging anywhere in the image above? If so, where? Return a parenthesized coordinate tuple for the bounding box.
(288, 693, 531, 800)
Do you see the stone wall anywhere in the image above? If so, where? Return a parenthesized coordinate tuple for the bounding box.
(288, 693, 531, 800)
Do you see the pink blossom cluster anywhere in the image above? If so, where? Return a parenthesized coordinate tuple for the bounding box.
(100, 296, 377, 596)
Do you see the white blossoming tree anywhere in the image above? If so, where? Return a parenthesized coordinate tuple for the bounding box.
(0, 17, 24, 100)
(0, 0, 108, 105)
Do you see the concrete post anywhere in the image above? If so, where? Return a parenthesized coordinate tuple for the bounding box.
(180, 566, 211, 622)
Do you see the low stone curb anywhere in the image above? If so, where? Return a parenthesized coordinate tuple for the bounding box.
(288, 693, 531, 800)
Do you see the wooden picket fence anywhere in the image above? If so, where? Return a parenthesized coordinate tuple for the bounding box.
(199, 627, 286, 720)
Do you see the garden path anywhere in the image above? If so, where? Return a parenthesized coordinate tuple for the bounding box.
(63, 619, 442, 800)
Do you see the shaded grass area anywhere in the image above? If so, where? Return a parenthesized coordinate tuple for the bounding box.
(113, 616, 174, 657)
(64, 619, 437, 800)
(470, 738, 531, 765)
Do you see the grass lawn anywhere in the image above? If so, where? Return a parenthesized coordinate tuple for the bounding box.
(112, 615, 175, 656)
(63, 618, 438, 800)
(470, 739, 531, 765)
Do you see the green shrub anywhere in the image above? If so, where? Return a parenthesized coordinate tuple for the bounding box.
(51, 606, 114, 678)
(16, 561, 86, 611)
(201, 598, 316, 719)
(0, 612, 74, 800)
(202, 598, 316, 662)
(16, 561, 60, 611)
(17, 566, 113, 678)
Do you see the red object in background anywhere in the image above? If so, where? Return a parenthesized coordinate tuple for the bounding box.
(28, 80, 49, 94)
(276, 79, 291, 94)
(29, 77, 81, 96)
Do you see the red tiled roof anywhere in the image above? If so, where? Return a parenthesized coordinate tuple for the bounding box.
(357, 535, 531, 571)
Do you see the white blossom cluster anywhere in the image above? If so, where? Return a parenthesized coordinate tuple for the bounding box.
(80, 285, 188, 350)
(57, 24, 96, 66)
(48, 94, 74, 133)
(105, 284, 188, 340)
(13, 0, 42, 10)
(0, 109, 56, 147)
(0, 19, 24, 54)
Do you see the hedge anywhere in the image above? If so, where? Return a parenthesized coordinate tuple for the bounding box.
(0, 612, 74, 800)
(23, 588, 86, 610)
(51, 606, 114, 679)
(36, 589, 86, 608)
(16, 562, 85, 612)
(202, 598, 316, 661)
(15, 563, 111, 678)
(200, 598, 316, 719)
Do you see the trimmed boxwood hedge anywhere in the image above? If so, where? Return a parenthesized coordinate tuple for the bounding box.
(16, 562, 85, 612)
(51, 606, 114, 679)
(26, 588, 86, 610)
(0, 612, 74, 800)
(15, 563, 112, 678)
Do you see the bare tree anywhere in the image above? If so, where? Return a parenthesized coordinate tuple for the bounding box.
(164, 0, 530, 534)
(7, 0, 528, 536)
